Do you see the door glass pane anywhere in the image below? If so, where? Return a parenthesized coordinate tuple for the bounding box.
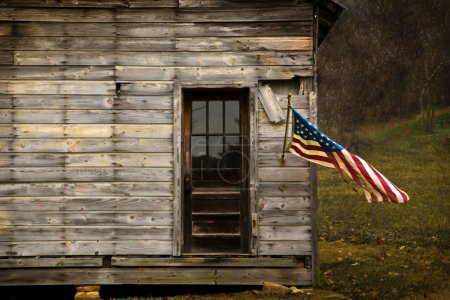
(191, 136, 206, 169)
(208, 101, 223, 134)
(208, 135, 223, 168)
(224, 136, 240, 169)
(192, 101, 206, 134)
(225, 100, 239, 134)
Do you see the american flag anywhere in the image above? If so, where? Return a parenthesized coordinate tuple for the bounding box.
(288, 109, 409, 204)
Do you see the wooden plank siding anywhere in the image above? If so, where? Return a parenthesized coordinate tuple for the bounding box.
(0, 0, 316, 285)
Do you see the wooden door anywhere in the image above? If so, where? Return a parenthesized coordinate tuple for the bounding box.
(183, 89, 249, 254)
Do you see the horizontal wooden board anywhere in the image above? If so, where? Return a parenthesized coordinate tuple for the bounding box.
(259, 225, 311, 241)
(0, 182, 173, 197)
(0, 6, 312, 22)
(0, 196, 173, 211)
(260, 197, 311, 211)
(0, 95, 173, 110)
(275, 94, 310, 108)
(0, 66, 114, 80)
(258, 108, 309, 124)
(259, 240, 311, 255)
(258, 167, 309, 182)
(0, 240, 173, 256)
(179, 0, 301, 8)
(118, 21, 312, 38)
(259, 183, 310, 197)
(259, 210, 311, 226)
(0, 37, 175, 51)
(111, 257, 299, 267)
(258, 153, 309, 167)
(0, 257, 103, 268)
(120, 81, 174, 96)
(0, 167, 173, 182)
(3, 21, 312, 38)
(259, 122, 292, 138)
(0, 80, 115, 95)
(0, 124, 173, 138)
(0, 138, 173, 153)
(0, 0, 178, 8)
(14, 51, 313, 67)
(0, 226, 172, 241)
(0, 267, 311, 286)
(0, 211, 173, 226)
(176, 37, 312, 52)
(0, 51, 12, 65)
(116, 66, 312, 81)
(0, 109, 173, 124)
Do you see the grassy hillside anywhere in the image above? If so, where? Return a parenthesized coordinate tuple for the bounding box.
(318, 109, 450, 298)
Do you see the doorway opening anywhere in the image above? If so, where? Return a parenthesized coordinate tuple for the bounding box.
(182, 88, 250, 254)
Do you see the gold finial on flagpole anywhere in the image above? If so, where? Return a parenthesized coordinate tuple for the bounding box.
(281, 93, 292, 165)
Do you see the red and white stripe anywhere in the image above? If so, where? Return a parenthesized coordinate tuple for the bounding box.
(289, 133, 409, 204)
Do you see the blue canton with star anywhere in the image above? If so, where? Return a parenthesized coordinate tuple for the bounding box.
(292, 109, 344, 152)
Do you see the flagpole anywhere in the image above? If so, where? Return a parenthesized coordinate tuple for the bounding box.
(281, 93, 292, 164)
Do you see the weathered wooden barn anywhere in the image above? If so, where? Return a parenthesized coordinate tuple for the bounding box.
(0, 0, 342, 286)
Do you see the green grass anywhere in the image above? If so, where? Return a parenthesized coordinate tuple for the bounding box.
(318, 110, 450, 298)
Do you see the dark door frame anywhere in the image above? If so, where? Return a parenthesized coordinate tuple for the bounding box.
(181, 88, 250, 254)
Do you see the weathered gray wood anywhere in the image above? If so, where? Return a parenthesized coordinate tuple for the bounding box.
(259, 241, 311, 255)
(0, 23, 12, 35)
(249, 88, 259, 255)
(0, 240, 173, 256)
(0, 37, 175, 51)
(0, 80, 115, 95)
(258, 108, 309, 124)
(259, 183, 310, 197)
(258, 167, 309, 182)
(0, 0, 178, 8)
(259, 225, 311, 241)
(0, 7, 312, 22)
(0, 257, 103, 268)
(14, 51, 313, 67)
(0, 154, 66, 167)
(0, 95, 172, 110)
(0, 196, 173, 211)
(0, 51, 12, 65)
(172, 82, 182, 256)
(260, 197, 311, 211)
(257, 84, 285, 123)
(259, 210, 310, 226)
(0, 66, 114, 80)
(1, 109, 173, 124)
(118, 21, 312, 37)
(258, 122, 292, 138)
(258, 153, 308, 167)
(0, 182, 173, 197)
(5, 21, 311, 38)
(5, 124, 172, 138)
(119, 81, 174, 96)
(0, 138, 172, 153)
(115, 66, 312, 81)
(176, 7, 313, 22)
(65, 153, 173, 167)
(261, 94, 309, 110)
(0, 267, 312, 286)
(176, 37, 312, 52)
(0, 211, 173, 226)
(0, 226, 172, 241)
(179, 0, 300, 8)
(111, 257, 298, 267)
(0, 167, 173, 182)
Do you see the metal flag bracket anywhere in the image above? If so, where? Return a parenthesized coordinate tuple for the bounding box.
(281, 93, 292, 165)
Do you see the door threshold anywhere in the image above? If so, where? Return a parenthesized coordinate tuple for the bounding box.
(183, 253, 252, 257)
